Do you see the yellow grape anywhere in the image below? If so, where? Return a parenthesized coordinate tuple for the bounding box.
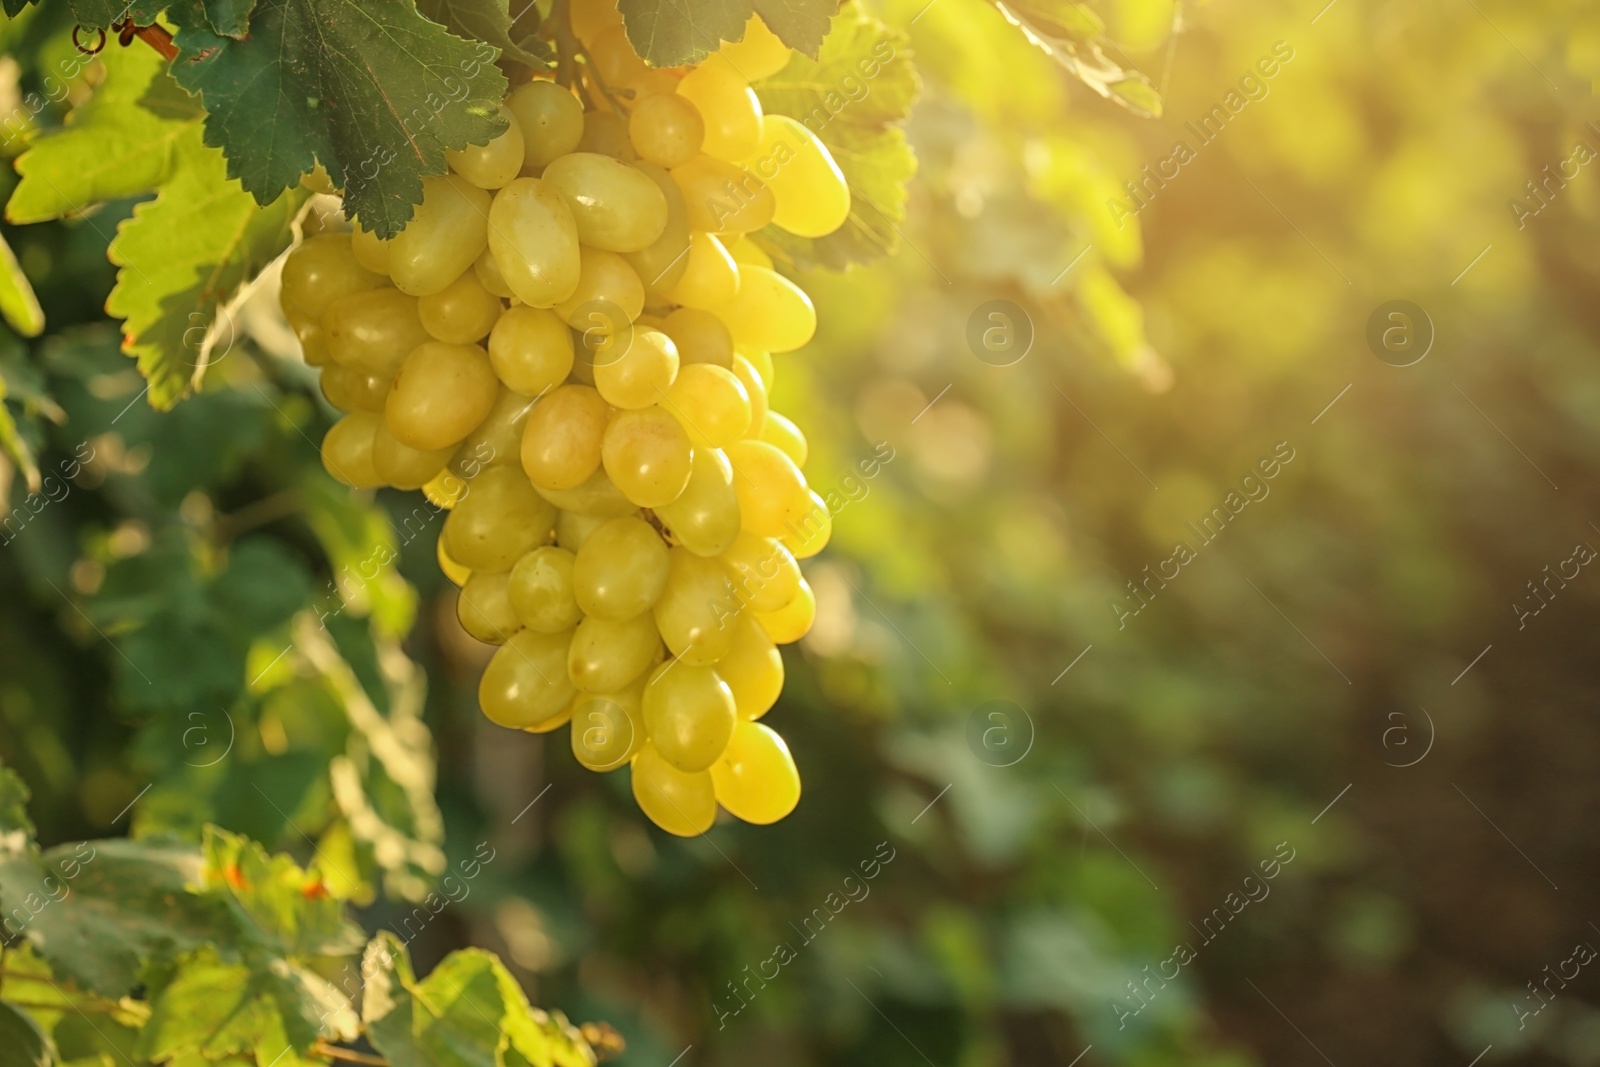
(507, 80, 585, 170)
(373, 420, 454, 489)
(488, 306, 575, 397)
(629, 92, 705, 168)
(319, 366, 351, 412)
(663, 363, 750, 447)
(717, 615, 783, 720)
(624, 162, 693, 302)
(590, 26, 678, 96)
(665, 231, 740, 309)
(443, 466, 558, 572)
(509, 546, 583, 632)
(385, 341, 499, 451)
(661, 307, 734, 367)
(542, 152, 669, 253)
(710, 721, 800, 824)
(520, 383, 610, 490)
(568, 612, 661, 692)
(479, 629, 575, 729)
(350, 223, 393, 275)
(457, 570, 521, 643)
(448, 388, 533, 477)
(321, 413, 384, 488)
(631, 742, 715, 836)
(671, 155, 773, 234)
(653, 545, 739, 664)
(717, 265, 815, 351)
(571, 680, 646, 771)
(747, 114, 850, 238)
(717, 15, 790, 80)
(725, 235, 772, 270)
(675, 63, 761, 161)
(573, 516, 671, 619)
(575, 108, 637, 161)
(447, 103, 526, 190)
(601, 406, 693, 508)
(554, 247, 645, 327)
(291, 309, 331, 367)
(570, 0, 622, 44)
(720, 530, 800, 613)
(739, 346, 774, 390)
(474, 246, 515, 298)
(533, 466, 639, 518)
(281, 233, 383, 322)
(341, 367, 391, 414)
(758, 410, 806, 466)
(655, 447, 741, 557)
(641, 660, 736, 772)
(594, 326, 679, 410)
(557, 509, 610, 552)
(779, 489, 832, 558)
(388, 175, 491, 297)
(418, 270, 502, 345)
(423, 468, 471, 510)
(753, 577, 814, 644)
(731, 353, 768, 436)
(324, 288, 432, 377)
(487, 178, 582, 308)
(437, 534, 472, 587)
(724, 439, 809, 538)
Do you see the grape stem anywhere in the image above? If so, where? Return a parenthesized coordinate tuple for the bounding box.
(546, 0, 631, 115)
(116, 19, 178, 61)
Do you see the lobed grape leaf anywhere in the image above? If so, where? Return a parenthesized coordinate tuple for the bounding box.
(991, 0, 1162, 116)
(1, 0, 40, 18)
(199, 0, 258, 37)
(753, 6, 919, 270)
(618, 0, 839, 67)
(0, 763, 36, 861)
(200, 826, 366, 960)
(165, 0, 509, 238)
(0, 232, 44, 337)
(67, 0, 169, 27)
(417, 0, 553, 69)
(751, 0, 839, 58)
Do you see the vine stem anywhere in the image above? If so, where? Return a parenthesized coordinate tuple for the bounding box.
(118, 20, 177, 61)
(312, 1042, 388, 1066)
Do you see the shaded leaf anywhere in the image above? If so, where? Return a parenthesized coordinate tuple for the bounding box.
(0, 1001, 54, 1067)
(201, 0, 257, 37)
(751, 0, 840, 58)
(0, 763, 35, 863)
(0, 233, 43, 337)
(617, 0, 748, 69)
(417, 0, 553, 68)
(992, 0, 1162, 117)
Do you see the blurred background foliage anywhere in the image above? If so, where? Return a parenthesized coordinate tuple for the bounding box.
(3, 0, 1600, 1065)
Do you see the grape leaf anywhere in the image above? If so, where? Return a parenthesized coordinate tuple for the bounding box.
(0, 763, 35, 861)
(104, 126, 305, 410)
(2, 0, 40, 18)
(7, 46, 203, 225)
(165, 0, 509, 238)
(0, 232, 43, 337)
(753, 6, 918, 269)
(417, 0, 553, 68)
(618, 0, 838, 66)
(201, 826, 366, 960)
(991, 0, 1162, 117)
(751, 0, 840, 58)
(0, 1002, 54, 1067)
(67, 0, 168, 27)
(200, 0, 257, 37)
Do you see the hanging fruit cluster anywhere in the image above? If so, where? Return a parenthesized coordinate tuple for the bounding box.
(279, 7, 848, 836)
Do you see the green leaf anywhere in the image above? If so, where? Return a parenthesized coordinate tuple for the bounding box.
(0, 376, 42, 495)
(201, 0, 257, 37)
(753, 7, 919, 269)
(7, 46, 203, 225)
(416, 0, 553, 68)
(104, 126, 306, 410)
(2, 0, 40, 19)
(991, 0, 1163, 117)
(200, 827, 366, 959)
(0, 763, 34, 861)
(618, 0, 748, 68)
(166, 0, 510, 238)
(0, 233, 44, 337)
(67, 0, 167, 28)
(141, 952, 298, 1062)
(0, 1001, 55, 1067)
(751, 0, 840, 58)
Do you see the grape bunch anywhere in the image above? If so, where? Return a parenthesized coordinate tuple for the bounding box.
(279, 9, 848, 837)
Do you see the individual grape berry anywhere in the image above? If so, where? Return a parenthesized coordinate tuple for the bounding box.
(506, 80, 585, 170)
(457, 570, 521, 643)
(641, 660, 737, 772)
(541, 152, 669, 253)
(631, 742, 716, 836)
(573, 516, 671, 619)
(479, 629, 576, 729)
(487, 178, 582, 308)
(388, 175, 491, 297)
(710, 721, 800, 824)
(509, 546, 584, 633)
(385, 341, 499, 451)
(601, 406, 694, 508)
(629, 93, 706, 168)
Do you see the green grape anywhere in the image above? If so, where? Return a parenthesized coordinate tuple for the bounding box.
(739, 345, 774, 389)
(509, 546, 584, 633)
(341, 367, 392, 414)
(533, 466, 639, 518)
(553, 247, 645, 327)
(568, 611, 661, 692)
(753, 576, 813, 645)
(590, 26, 678, 96)
(487, 178, 582, 309)
(324, 288, 432, 377)
(631, 742, 716, 836)
(594, 326, 679, 410)
(447, 103, 526, 190)
(280, 233, 383, 322)
(779, 489, 831, 559)
(457, 570, 522, 643)
(520, 383, 610, 490)
(601, 406, 693, 508)
(641, 660, 736, 772)
(710, 721, 799, 824)
(438, 534, 471, 587)
(665, 231, 740, 309)
(717, 614, 783, 720)
(571, 679, 646, 771)
(350, 223, 392, 275)
(661, 307, 734, 367)
(372, 420, 454, 490)
(288, 308, 330, 367)
(624, 162, 693, 302)
(573, 516, 671, 619)
(725, 235, 771, 269)
(758, 410, 807, 466)
(663, 363, 750, 447)
(418, 270, 502, 345)
(675, 62, 761, 161)
(488, 305, 574, 397)
(653, 545, 739, 664)
(629, 92, 705, 168)
(507, 80, 585, 170)
(542, 152, 669, 253)
(474, 246, 515, 298)
(724, 439, 809, 538)
(479, 628, 575, 729)
(321, 412, 384, 488)
(575, 108, 637, 160)
(319, 366, 351, 412)
(443, 466, 558, 572)
(557, 509, 610, 552)
(750, 114, 850, 238)
(730, 353, 768, 436)
(671, 155, 774, 234)
(385, 341, 499, 451)
(717, 264, 815, 352)
(655, 447, 741, 557)
(720, 530, 800, 613)
(448, 388, 533, 478)
(388, 175, 492, 297)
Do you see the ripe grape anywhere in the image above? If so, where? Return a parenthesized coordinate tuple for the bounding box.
(487, 178, 582, 308)
(541, 152, 669, 253)
(488, 306, 575, 397)
(671, 155, 774, 233)
(717, 15, 791, 81)
(443, 466, 558, 572)
(520, 383, 610, 490)
(568, 611, 661, 692)
(572, 516, 671, 619)
(751, 114, 850, 238)
(655, 447, 741, 557)
(506, 80, 585, 170)
(759, 410, 807, 465)
(629, 93, 705, 168)
(710, 721, 800, 824)
(675, 62, 762, 161)
(593, 326, 679, 410)
(717, 264, 815, 351)
(479, 628, 575, 729)
(641, 660, 737, 772)
(665, 231, 740, 310)
(601, 406, 694, 507)
(631, 742, 716, 836)
(324, 288, 431, 377)
(653, 546, 739, 664)
(418, 270, 502, 345)
(724, 439, 809, 538)
(457, 570, 521, 643)
(717, 615, 784, 720)
(321, 412, 384, 488)
(571, 680, 645, 771)
(385, 341, 499, 451)
(446, 103, 526, 190)
(753, 577, 815, 645)
(663, 362, 750, 447)
(388, 175, 491, 297)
